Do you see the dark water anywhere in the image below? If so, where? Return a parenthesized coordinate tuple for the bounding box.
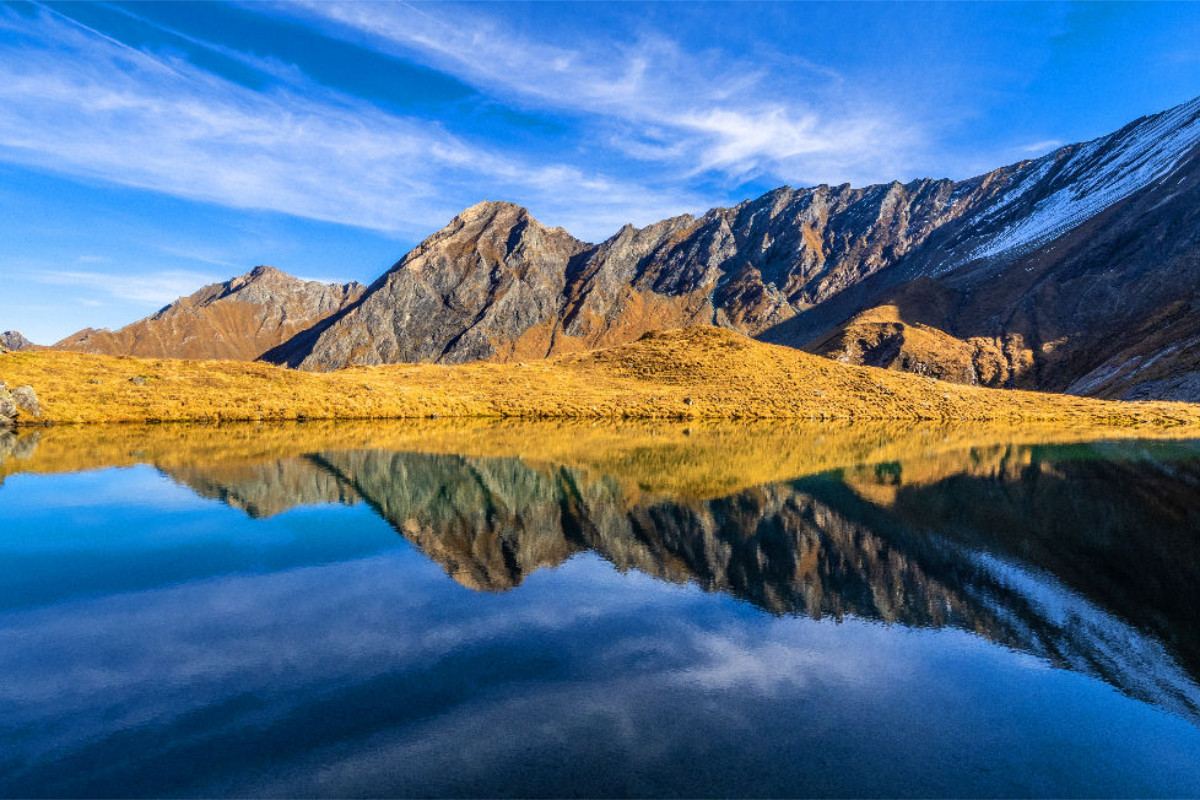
(2, 421, 1200, 798)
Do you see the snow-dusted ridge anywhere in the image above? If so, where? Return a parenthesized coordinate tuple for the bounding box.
(965, 95, 1200, 264)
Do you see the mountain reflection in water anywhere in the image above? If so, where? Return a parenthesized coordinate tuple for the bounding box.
(2, 421, 1200, 797)
(166, 440, 1200, 720)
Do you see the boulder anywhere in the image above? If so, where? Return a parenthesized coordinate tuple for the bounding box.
(11, 385, 40, 418)
(0, 383, 13, 428)
(0, 383, 40, 426)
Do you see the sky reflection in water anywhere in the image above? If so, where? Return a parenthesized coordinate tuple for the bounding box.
(1, 422, 1199, 798)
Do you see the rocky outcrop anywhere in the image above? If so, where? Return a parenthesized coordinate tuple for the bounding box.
(804, 281, 1038, 388)
(0, 331, 32, 351)
(264, 203, 592, 368)
(0, 386, 13, 425)
(55, 266, 365, 362)
(0, 382, 39, 428)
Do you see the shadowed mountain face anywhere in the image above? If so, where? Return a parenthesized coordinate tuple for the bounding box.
(53, 266, 365, 361)
(263, 96, 1200, 400)
(802, 135, 1200, 397)
(109, 433, 1199, 723)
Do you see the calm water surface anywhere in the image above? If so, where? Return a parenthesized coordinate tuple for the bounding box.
(2, 421, 1200, 797)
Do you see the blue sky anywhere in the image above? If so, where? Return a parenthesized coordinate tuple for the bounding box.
(2, 1, 1200, 344)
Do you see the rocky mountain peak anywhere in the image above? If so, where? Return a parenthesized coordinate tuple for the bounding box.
(243, 264, 289, 284)
(456, 199, 530, 222)
(0, 331, 33, 351)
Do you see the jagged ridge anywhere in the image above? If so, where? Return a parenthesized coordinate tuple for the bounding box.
(262, 95, 1200, 403)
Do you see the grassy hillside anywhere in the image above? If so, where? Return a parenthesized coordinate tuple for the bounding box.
(2, 326, 1199, 426)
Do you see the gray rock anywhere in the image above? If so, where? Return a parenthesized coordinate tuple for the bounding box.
(0, 386, 14, 428)
(0, 331, 33, 351)
(0, 383, 39, 425)
(11, 385, 39, 418)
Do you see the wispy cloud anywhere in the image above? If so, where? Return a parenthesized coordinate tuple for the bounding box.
(24, 268, 222, 306)
(257, 1, 928, 187)
(1017, 139, 1064, 155)
(0, 5, 710, 242)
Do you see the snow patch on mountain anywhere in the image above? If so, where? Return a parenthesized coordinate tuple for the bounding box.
(967, 95, 1200, 264)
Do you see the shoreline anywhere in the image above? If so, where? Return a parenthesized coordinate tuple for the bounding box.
(7, 417, 1200, 501)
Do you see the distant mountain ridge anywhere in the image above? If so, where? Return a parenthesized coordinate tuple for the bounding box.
(49, 94, 1200, 399)
(54, 266, 364, 361)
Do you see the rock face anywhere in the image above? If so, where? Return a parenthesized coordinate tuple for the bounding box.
(265, 203, 592, 368)
(0, 382, 38, 428)
(265, 94, 1200, 400)
(0, 331, 32, 351)
(267, 179, 1018, 368)
(796, 101, 1200, 398)
(0, 385, 14, 425)
(55, 266, 365, 361)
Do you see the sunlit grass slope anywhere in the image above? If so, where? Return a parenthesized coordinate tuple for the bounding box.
(3, 326, 1200, 426)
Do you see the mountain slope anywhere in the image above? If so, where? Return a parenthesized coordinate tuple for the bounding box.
(800, 110, 1200, 398)
(267, 179, 1020, 369)
(55, 266, 365, 361)
(266, 95, 1200, 396)
(0, 332, 33, 352)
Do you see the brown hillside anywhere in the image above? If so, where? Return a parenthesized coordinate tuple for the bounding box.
(54, 266, 364, 361)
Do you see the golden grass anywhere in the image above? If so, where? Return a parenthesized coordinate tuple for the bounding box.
(3, 326, 1200, 427)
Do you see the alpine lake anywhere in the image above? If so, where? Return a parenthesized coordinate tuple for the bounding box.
(2, 419, 1200, 798)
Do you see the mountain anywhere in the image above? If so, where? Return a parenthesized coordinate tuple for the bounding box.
(55, 266, 365, 361)
(46, 95, 1200, 397)
(265, 181, 1012, 369)
(795, 96, 1200, 399)
(262, 95, 1200, 400)
(0, 331, 33, 352)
